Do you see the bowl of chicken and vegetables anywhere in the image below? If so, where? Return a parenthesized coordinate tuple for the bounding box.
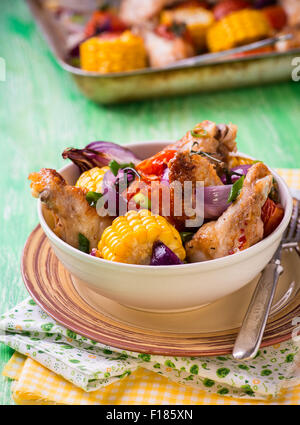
(28, 121, 292, 312)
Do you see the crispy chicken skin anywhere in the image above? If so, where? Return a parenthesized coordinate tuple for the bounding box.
(169, 120, 238, 165)
(168, 151, 223, 230)
(28, 168, 112, 250)
(186, 162, 273, 262)
(169, 151, 223, 187)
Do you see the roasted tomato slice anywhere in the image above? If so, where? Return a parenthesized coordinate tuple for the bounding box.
(155, 24, 177, 40)
(85, 11, 127, 38)
(136, 149, 177, 181)
(262, 6, 287, 31)
(213, 0, 250, 21)
(175, 1, 210, 9)
(261, 198, 284, 237)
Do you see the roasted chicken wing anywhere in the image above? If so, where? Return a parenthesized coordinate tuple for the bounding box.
(28, 169, 112, 250)
(186, 162, 273, 262)
(171, 120, 238, 165)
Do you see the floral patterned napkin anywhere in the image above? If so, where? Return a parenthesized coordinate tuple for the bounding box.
(1, 298, 300, 400)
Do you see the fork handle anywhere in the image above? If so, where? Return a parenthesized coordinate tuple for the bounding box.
(232, 261, 283, 360)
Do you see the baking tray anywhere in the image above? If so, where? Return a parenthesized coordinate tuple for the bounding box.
(27, 0, 300, 104)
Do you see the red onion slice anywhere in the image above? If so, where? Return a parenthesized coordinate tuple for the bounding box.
(62, 141, 141, 172)
(150, 241, 183, 265)
(203, 185, 232, 219)
(221, 164, 252, 184)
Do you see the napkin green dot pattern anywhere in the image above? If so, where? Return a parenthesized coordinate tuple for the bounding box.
(0, 298, 299, 399)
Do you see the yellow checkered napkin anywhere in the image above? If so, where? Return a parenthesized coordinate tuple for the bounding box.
(3, 353, 300, 405)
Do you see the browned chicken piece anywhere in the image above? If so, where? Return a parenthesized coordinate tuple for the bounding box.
(169, 151, 223, 187)
(170, 120, 238, 165)
(119, 0, 177, 26)
(28, 169, 112, 250)
(166, 151, 223, 230)
(186, 162, 273, 262)
(142, 30, 195, 68)
(276, 25, 300, 51)
(280, 0, 300, 26)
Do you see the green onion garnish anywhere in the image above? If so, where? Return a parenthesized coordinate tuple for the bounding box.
(227, 176, 245, 203)
(78, 233, 90, 253)
(86, 191, 103, 207)
(109, 160, 135, 176)
(180, 232, 194, 244)
(133, 192, 151, 209)
(191, 129, 208, 138)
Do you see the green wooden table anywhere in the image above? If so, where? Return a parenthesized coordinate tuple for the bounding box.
(0, 0, 299, 405)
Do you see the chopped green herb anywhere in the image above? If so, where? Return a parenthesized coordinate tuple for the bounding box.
(70, 14, 85, 24)
(133, 192, 151, 209)
(78, 233, 90, 254)
(109, 160, 121, 176)
(86, 191, 103, 207)
(109, 160, 135, 176)
(99, 1, 110, 11)
(69, 57, 80, 68)
(269, 177, 280, 203)
(191, 129, 208, 138)
(227, 175, 245, 203)
(180, 232, 194, 244)
(170, 22, 186, 37)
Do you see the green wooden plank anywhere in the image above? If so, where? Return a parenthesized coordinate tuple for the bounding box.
(0, 0, 299, 405)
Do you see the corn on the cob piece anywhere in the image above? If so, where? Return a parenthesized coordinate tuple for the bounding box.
(207, 9, 272, 53)
(161, 7, 215, 48)
(228, 155, 256, 168)
(75, 166, 110, 193)
(98, 209, 186, 264)
(80, 30, 147, 73)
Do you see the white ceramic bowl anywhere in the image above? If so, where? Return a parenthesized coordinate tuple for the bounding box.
(38, 142, 293, 312)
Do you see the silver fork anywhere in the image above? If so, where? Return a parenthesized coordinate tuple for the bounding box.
(232, 199, 300, 360)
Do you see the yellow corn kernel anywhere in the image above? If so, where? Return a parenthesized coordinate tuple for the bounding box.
(80, 30, 147, 73)
(75, 166, 110, 193)
(98, 209, 186, 264)
(229, 156, 257, 168)
(207, 9, 271, 53)
(161, 7, 215, 49)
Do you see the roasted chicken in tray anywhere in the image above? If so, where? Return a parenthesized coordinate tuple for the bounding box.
(29, 120, 284, 265)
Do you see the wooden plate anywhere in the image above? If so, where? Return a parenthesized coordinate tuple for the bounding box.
(21, 225, 300, 356)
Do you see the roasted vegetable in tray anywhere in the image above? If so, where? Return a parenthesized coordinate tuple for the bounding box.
(43, 0, 300, 73)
